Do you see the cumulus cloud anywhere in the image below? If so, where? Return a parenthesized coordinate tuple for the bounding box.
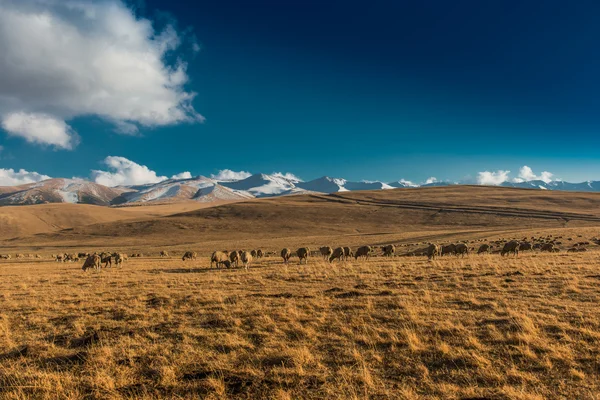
(477, 170, 510, 186)
(272, 172, 302, 182)
(211, 169, 252, 181)
(171, 171, 192, 180)
(91, 156, 167, 187)
(425, 177, 438, 184)
(0, 168, 51, 186)
(514, 166, 554, 183)
(1, 112, 79, 149)
(0, 0, 203, 149)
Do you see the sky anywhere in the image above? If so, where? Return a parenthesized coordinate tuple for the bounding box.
(1, 0, 600, 186)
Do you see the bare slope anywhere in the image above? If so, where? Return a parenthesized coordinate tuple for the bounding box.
(8, 186, 600, 250)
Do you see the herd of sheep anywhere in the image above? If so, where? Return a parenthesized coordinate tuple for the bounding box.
(0, 234, 596, 272)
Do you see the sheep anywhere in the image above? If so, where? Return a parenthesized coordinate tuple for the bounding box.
(82, 254, 101, 272)
(182, 251, 197, 261)
(329, 247, 345, 263)
(77, 252, 89, 259)
(256, 249, 264, 259)
(160, 251, 169, 257)
(380, 245, 395, 257)
(229, 251, 240, 267)
(35, 254, 42, 259)
(501, 240, 520, 257)
(477, 244, 491, 254)
(15, 254, 24, 259)
(297, 247, 310, 264)
(320, 246, 333, 260)
(0, 254, 11, 260)
(355, 246, 372, 260)
(519, 242, 533, 252)
(55, 254, 63, 262)
(211, 251, 229, 268)
(441, 244, 456, 256)
(251, 250, 258, 258)
(455, 243, 469, 257)
(281, 248, 292, 264)
(112, 253, 126, 267)
(540, 243, 555, 252)
(241, 251, 252, 270)
(343, 246, 354, 260)
(426, 243, 440, 260)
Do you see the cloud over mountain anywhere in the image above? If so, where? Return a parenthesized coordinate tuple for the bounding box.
(91, 156, 168, 187)
(477, 170, 511, 186)
(0, 168, 51, 186)
(0, 0, 202, 149)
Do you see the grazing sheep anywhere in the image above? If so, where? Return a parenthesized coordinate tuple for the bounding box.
(441, 244, 456, 256)
(540, 243, 555, 252)
(113, 253, 126, 267)
(501, 240, 520, 257)
(160, 251, 169, 257)
(0, 254, 11, 260)
(477, 244, 491, 254)
(343, 246, 354, 260)
(182, 251, 197, 261)
(455, 243, 469, 257)
(229, 251, 240, 267)
(519, 242, 533, 251)
(99, 252, 112, 268)
(297, 247, 310, 264)
(15, 254, 24, 259)
(211, 251, 229, 268)
(241, 251, 253, 270)
(77, 252, 89, 259)
(64, 254, 79, 262)
(281, 248, 292, 264)
(55, 254, 63, 262)
(320, 246, 333, 260)
(35, 254, 42, 259)
(251, 250, 258, 258)
(426, 244, 441, 260)
(380, 245, 395, 257)
(329, 247, 345, 263)
(82, 254, 101, 272)
(256, 249, 264, 259)
(355, 246, 372, 260)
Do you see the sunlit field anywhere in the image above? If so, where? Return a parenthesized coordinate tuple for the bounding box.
(2, 248, 600, 399)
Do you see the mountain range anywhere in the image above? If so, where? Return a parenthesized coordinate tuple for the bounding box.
(1, 174, 600, 206)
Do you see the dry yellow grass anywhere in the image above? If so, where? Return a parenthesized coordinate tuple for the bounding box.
(2, 249, 600, 399)
(2, 186, 600, 399)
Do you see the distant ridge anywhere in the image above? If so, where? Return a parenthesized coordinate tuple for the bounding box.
(2, 174, 600, 207)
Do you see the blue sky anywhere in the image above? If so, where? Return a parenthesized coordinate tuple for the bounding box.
(1, 0, 600, 185)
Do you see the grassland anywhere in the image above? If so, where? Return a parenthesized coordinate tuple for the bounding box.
(1, 186, 600, 399)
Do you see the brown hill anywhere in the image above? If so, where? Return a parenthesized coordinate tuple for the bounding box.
(6, 186, 600, 252)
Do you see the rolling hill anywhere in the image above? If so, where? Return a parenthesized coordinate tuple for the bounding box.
(5, 186, 600, 251)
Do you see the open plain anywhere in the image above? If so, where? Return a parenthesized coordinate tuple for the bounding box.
(2, 186, 600, 399)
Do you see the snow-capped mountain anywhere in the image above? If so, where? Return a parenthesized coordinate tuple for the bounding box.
(3, 174, 600, 207)
(219, 173, 303, 197)
(0, 178, 129, 206)
(111, 176, 254, 204)
(296, 176, 348, 193)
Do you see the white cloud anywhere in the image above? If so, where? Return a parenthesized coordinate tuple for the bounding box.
(1, 112, 79, 149)
(0, 168, 51, 186)
(477, 170, 510, 186)
(211, 169, 252, 181)
(0, 0, 202, 150)
(514, 166, 553, 183)
(272, 172, 302, 182)
(425, 177, 437, 184)
(171, 171, 192, 180)
(91, 156, 167, 187)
